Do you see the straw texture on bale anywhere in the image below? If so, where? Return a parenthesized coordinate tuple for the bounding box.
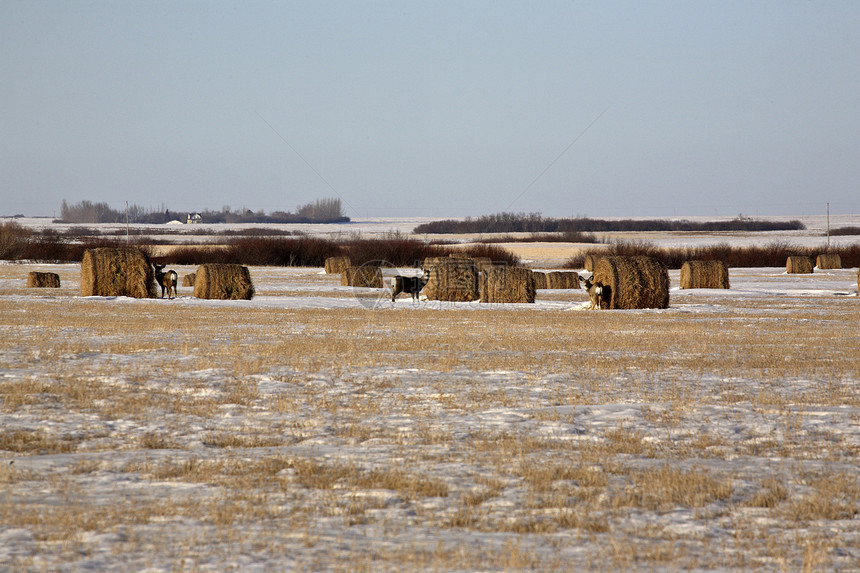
(27, 271, 61, 288)
(423, 258, 479, 302)
(545, 271, 581, 290)
(341, 266, 383, 288)
(815, 253, 841, 270)
(786, 256, 814, 274)
(182, 273, 196, 287)
(532, 272, 547, 290)
(193, 264, 254, 300)
(584, 254, 596, 272)
(325, 256, 352, 274)
(471, 257, 494, 272)
(482, 267, 535, 303)
(680, 260, 730, 289)
(592, 256, 669, 310)
(80, 247, 156, 298)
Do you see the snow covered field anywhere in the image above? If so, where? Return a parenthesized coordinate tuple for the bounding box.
(1, 233, 859, 570)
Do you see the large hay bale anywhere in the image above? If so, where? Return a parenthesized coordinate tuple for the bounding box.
(483, 267, 535, 304)
(680, 260, 730, 289)
(545, 271, 581, 289)
(341, 266, 383, 288)
(584, 254, 597, 272)
(532, 271, 547, 290)
(80, 247, 156, 298)
(592, 256, 669, 310)
(815, 253, 841, 270)
(786, 256, 814, 274)
(472, 257, 494, 272)
(27, 271, 60, 288)
(424, 258, 479, 302)
(325, 256, 352, 274)
(182, 273, 196, 287)
(193, 263, 254, 300)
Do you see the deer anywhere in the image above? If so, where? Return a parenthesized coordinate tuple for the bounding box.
(153, 263, 178, 299)
(391, 268, 431, 302)
(580, 274, 605, 310)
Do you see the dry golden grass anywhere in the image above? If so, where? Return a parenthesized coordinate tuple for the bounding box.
(0, 263, 858, 570)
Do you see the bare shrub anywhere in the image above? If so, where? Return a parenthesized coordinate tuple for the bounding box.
(0, 221, 31, 259)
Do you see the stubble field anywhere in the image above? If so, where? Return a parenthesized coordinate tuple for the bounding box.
(1, 261, 858, 571)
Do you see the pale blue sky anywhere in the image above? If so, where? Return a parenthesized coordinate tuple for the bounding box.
(3, 1, 859, 219)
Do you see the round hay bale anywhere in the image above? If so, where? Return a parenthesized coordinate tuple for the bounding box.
(592, 256, 669, 310)
(193, 263, 254, 300)
(341, 266, 383, 288)
(545, 271, 580, 289)
(27, 271, 61, 288)
(424, 258, 479, 302)
(584, 254, 596, 272)
(182, 272, 196, 287)
(815, 253, 841, 270)
(680, 260, 729, 289)
(80, 247, 156, 298)
(325, 256, 351, 274)
(483, 267, 535, 303)
(532, 271, 547, 290)
(472, 257, 494, 272)
(786, 256, 814, 274)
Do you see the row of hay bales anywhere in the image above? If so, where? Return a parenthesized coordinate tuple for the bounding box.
(79, 247, 254, 300)
(786, 253, 842, 274)
(330, 252, 859, 309)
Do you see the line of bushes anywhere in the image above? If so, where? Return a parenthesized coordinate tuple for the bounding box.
(165, 236, 521, 268)
(565, 241, 860, 270)
(0, 223, 520, 268)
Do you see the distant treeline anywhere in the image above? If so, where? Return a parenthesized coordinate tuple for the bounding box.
(414, 213, 806, 234)
(57, 198, 348, 225)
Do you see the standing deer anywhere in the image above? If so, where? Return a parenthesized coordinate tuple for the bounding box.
(391, 268, 431, 302)
(580, 274, 605, 310)
(154, 263, 178, 299)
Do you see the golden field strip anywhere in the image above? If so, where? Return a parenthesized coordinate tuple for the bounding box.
(0, 262, 858, 571)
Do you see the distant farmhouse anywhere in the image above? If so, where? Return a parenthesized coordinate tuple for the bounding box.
(186, 213, 202, 224)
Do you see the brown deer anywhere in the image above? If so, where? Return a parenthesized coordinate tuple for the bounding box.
(580, 274, 605, 310)
(153, 263, 178, 299)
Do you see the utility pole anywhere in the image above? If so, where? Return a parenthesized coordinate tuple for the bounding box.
(126, 201, 130, 246)
(826, 202, 830, 251)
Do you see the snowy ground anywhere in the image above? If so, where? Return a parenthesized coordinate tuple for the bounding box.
(1, 234, 859, 570)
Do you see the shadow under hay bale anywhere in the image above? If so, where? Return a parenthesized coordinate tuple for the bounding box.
(680, 260, 730, 289)
(182, 273, 196, 287)
(482, 267, 535, 303)
(592, 256, 669, 310)
(80, 247, 156, 298)
(341, 266, 383, 288)
(545, 271, 581, 289)
(325, 256, 351, 274)
(786, 256, 814, 274)
(193, 264, 254, 300)
(27, 271, 61, 288)
(424, 257, 479, 302)
(815, 253, 842, 270)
